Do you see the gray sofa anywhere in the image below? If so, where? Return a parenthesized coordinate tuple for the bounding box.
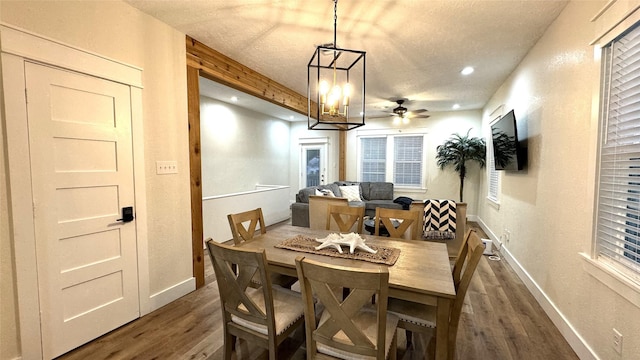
(291, 181, 403, 227)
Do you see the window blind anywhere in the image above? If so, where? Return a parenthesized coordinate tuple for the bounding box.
(394, 136, 423, 186)
(487, 125, 500, 201)
(361, 137, 387, 182)
(596, 24, 640, 281)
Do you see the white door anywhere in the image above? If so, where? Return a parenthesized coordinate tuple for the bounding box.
(300, 143, 328, 188)
(25, 62, 139, 358)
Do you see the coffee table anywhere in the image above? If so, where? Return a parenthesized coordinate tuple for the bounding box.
(363, 218, 400, 236)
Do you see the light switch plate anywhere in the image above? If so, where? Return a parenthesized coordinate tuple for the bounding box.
(156, 161, 178, 175)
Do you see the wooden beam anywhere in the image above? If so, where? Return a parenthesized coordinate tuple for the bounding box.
(339, 130, 346, 180)
(186, 35, 317, 119)
(187, 65, 205, 289)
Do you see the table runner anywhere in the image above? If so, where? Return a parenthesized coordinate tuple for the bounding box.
(275, 235, 400, 266)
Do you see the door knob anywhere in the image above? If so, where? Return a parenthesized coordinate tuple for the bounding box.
(116, 206, 134, 223)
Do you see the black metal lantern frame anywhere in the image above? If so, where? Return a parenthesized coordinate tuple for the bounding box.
(307, 45, 366, 130)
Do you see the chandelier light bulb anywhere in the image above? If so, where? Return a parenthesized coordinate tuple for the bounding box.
(319, 80, 330, 95)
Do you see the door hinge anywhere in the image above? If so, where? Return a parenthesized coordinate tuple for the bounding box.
(25, 88, 28, 103)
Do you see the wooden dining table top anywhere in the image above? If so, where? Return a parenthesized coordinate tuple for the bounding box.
(237, 224, 456, 302)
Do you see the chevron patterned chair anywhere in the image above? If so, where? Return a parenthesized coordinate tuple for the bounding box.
(410, 200, 467, 258)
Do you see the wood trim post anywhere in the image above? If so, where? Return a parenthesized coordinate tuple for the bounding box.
(187, 65, 205, 288)
(339, 130, 346, 180)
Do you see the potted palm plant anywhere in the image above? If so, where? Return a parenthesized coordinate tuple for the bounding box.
(435, 129, 486, 202)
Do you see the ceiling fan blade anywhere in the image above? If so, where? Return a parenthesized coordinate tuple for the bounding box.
(412, 109, 428, 114)
(367, 112, 398, 119)
(411, 114, 431, 119)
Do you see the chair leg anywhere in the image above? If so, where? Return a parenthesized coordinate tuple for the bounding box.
(406, 330, 413, 349)
(390, 331, 398, 360)
(268, 342, 278, 360)
(224, 332, 234, 360)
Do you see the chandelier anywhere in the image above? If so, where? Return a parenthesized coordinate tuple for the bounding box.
(308, 0, 366, 130)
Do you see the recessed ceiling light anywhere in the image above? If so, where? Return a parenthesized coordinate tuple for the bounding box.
(452, 104, 461, 110)
(230, 96, 238, 102)
(461, 66, 474, 75)
(289, 116, 294, 120)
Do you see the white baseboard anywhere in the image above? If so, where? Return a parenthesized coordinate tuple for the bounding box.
(148, 277, 196, 312)
(476, 219, 599, 360)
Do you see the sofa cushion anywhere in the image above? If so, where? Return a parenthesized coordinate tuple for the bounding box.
(325, 183, 341, 198)
(335, 181, 361, 199)
(315, 188, 335, 197)
(298, 187, 318, 203)
(339, 185, 363, 202)
(369, 182, 394, 200)
(297, 183, 342, 203)
(359, 182, 371, 200)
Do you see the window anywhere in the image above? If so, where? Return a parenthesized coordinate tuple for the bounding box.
(358, 133, 425, 188)
(487, 116, 501, 203)
(595, 23, 640, 283)
(361, 137, 387, 182)
(394, 136, 423, 186)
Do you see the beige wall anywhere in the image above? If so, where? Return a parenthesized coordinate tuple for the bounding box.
(478, 1, 640, 358)
(200, 96, 291, 197)
(1, 1, 192, 358)
(1, 51, 21, 360)
(346, 110, 484, 215)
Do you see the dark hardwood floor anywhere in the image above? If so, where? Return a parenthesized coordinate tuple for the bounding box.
(57, 222, 578, 360)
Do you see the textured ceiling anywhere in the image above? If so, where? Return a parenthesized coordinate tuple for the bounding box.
(125, 0, 568, 118)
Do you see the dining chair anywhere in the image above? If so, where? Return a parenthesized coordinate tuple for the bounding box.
(309, 195, 349, 230)
(326, 204, 365, 233)
(206, 239, 305, 360)
(410, 200, 468, 259)
(295, 256, 399, 360)
(387, 229, 483, 359)
(227, 208, 266, 245)
(227, 208, 297, 288)
(374, 208, 421, 240)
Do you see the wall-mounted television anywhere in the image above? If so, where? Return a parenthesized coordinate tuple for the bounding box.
(491, 110, 525, 171)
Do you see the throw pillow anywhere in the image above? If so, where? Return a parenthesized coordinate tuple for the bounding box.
(315, 188, 335, 197)
(339, 185, 362, 202)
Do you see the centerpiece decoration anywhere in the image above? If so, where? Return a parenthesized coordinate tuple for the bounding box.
(314, 233, 377, 254)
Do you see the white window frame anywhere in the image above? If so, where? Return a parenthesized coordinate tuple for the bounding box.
(487, 112, 502, 206)
(593, 23, 640, 288)
(356, 128, 428, 190)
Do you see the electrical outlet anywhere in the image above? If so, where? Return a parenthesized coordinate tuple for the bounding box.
(613, 328, 623, 354)
(156, 161, 178, 175)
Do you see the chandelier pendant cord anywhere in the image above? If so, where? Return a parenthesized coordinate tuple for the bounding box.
(332, 0, 338, 86)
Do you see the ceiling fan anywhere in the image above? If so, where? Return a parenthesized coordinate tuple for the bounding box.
(369, 99, 430, 124)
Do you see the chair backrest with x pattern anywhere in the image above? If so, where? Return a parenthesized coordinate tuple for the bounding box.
(295, 256, 391, 359)
(452, 229, 474, 286)
(326, 204, 365, 233)
(448, 229, 484, 355)
(227, 208, 266, 245)
(206, 239, 275, 330)
(374, 208, 421, 240)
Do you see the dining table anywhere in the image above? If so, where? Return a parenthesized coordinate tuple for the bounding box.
(235, 224, 456, 360)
